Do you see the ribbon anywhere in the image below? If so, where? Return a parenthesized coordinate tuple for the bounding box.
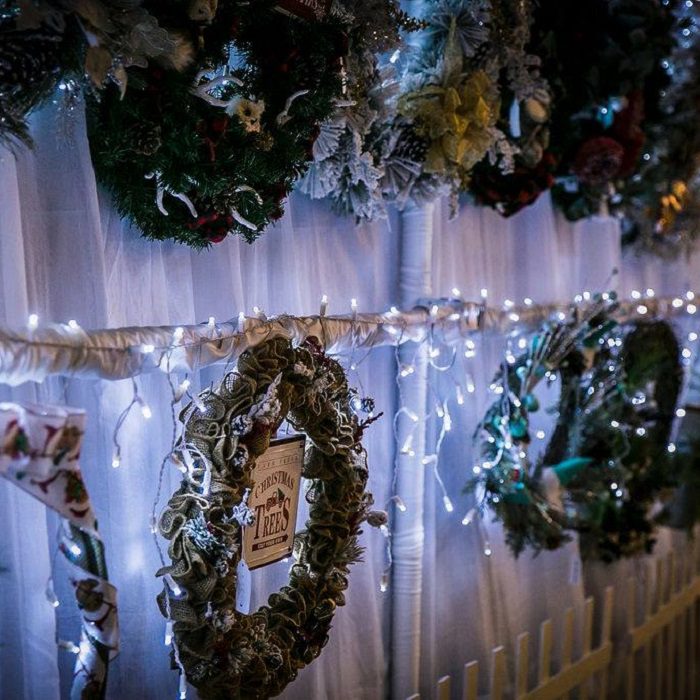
(0, 402, 118, 699)
(550, 456, 594, 486)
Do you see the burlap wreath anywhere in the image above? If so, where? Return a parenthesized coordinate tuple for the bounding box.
(157, 337, 379, 698)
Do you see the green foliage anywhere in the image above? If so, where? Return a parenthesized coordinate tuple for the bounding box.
(560, 321, 682, 562)
(87, 1, 345, 247)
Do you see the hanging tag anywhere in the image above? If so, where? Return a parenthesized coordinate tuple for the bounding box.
(509, 99, 522, 139)
(235, 559, 252, 614)
(243, 435, 305, 570)
(569, 556, 581, 586)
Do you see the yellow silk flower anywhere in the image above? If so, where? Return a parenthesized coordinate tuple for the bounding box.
(658, 180, 689, 233)
(400, 70, 499, 178)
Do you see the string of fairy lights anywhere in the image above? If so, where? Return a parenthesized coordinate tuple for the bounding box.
(4, 286, 700, 695)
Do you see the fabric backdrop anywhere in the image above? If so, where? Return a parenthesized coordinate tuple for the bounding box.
(1, 100, 699, 700)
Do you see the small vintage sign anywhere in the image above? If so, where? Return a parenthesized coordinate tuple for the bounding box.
(243, 434, 305, 570)
(275, 0, 331, 20)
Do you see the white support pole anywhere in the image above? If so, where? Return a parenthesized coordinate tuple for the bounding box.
(391, 201, 434, 698)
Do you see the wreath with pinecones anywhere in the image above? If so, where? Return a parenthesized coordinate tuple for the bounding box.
(156, 337, 382, 698)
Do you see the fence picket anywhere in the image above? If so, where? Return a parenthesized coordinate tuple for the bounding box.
(598, 587, 613, 700)
(560, 607, 574, 700)
(490, 646, 506, 700)
(626, 577, 637, 700)
(437, 675, 451, 700)
(580, 596, 594, 700)
(463, 661, 478, 700)
(516, 632, 529, 698)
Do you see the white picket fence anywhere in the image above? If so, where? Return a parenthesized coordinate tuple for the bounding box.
(407, 547, 700, 700)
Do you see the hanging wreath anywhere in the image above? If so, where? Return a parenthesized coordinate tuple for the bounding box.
(466, 293, 621, 556)
(468, 301, 684, 562)
(0, 0, 192, 146)
(156, 336, 382, 698)
(561, 320, 683, 562)
(87, 0, 353, 247)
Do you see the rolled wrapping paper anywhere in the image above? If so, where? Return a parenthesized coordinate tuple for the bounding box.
(0, 402, 118, 699)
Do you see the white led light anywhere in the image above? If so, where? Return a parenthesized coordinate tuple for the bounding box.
(141, 404, 153, 420)
(636, 305, 648, 315)
(523, 297, 533, 306)
(677, 408, 687, 418)
(610, 420, 620, 428)
(687, 291, 696, 300)
(67, 319, 79, 330)
(683, 348, 692, 359)
(615, 489, 623, 498)
(111, 455, 121, 469)
(509, 312, 520, 323)
(631, 290, 641, 300)
(68, 542, 81, 557)
(164, 621, 174, 646)
(610, 482, 618, 490)
(672, 298, 684, 308)
(480, 288, 488, 300)
(689, 332, 698, 342)
(27, 313, 39, 329)
(208, 316, 216, 327)
(173, 326, 184, 342)
(484, 546, 492, 557)
(636, 427, 646, 437)
(688, 304, 698, 315)
(395, 497, 407, 512)
(518, 338, 527, 349)
(668, 443, 677, 454)
(646, 288, 655, 297)
(461, 508, 475, 525)
(442, 496, 454, 513)
(141, 343, 155, 354)
(536, 430, 545, 440)
(452, 287, 461, 297)
(380, 573, 389, 592)
(472, 465, 482, 475)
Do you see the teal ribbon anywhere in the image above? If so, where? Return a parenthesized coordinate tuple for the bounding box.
(550, 457, 594, 485)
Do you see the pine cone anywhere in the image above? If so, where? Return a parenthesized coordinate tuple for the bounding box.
(132, 123, 163, 156)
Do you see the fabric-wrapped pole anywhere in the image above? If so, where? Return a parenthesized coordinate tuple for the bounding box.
(391, 202, 435, 698)
(0, 297, 687, 387)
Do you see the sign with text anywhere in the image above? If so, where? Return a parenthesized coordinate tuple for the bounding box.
(243, 434, 305, 570)
(275, 0, 331, 20)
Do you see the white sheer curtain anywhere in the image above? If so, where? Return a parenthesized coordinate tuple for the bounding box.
(1, 100, 698, 700)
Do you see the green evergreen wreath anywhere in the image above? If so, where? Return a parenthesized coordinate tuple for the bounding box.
(88, 1, 347, 247)
(467, 294, 621, 556)
(156, 337, 380, 699)
(469, 303, 683, 562)
(559, 320, 683, 562)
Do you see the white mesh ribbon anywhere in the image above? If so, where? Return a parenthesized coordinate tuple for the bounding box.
(0, 403, 119, 699)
